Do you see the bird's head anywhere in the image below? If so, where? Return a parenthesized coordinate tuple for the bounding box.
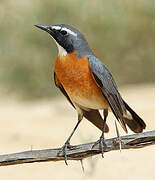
(35, 24, 92, 58)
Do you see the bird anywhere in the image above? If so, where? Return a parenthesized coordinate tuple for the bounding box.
(35, 24, 146, 164)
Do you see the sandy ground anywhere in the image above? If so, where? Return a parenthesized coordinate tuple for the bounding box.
(0, 84, 155, 180)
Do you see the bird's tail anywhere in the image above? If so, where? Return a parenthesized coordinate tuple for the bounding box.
(82, 109, 109, 133)
(123, 100, 146, 133)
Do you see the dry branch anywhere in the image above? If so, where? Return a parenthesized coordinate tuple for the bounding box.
(0, 130, 154, 166)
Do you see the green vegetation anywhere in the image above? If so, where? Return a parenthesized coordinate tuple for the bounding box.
(0, 0, 155, 99)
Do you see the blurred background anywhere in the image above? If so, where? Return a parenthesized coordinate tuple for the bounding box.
(0, 0, 155, 179)
(0, 0, 155, 99)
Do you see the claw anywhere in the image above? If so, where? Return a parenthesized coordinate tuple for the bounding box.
(58, 142, 71, 165)
(92, 109, 108, 158)
(57, 119, 82, 165)
(92, 136, 106, 158)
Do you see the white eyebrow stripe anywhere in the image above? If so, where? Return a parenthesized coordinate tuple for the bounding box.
(52, 25, 61, 30)
(62, 27, 77, 36)
(51, 26, 77, 36)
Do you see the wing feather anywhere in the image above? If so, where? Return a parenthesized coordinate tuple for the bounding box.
(87, 55, 127, 132)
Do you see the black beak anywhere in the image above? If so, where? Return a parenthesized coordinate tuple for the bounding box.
(34, 24, 50, 33)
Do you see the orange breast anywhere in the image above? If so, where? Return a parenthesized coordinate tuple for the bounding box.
(54, 51, 109, 109)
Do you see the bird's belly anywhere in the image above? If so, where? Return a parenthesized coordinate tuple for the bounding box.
(71, 93, 108, 110)
(54, 53, 109, 110)
(67, 81, 109, 109)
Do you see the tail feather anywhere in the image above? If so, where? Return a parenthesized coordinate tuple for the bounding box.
(123, 100, 146, 133)
(82, 109, 109, 133)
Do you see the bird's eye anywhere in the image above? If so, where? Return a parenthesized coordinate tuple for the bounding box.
(60, 30, 68, 36)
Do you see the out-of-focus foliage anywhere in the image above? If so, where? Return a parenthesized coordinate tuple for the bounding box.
(0, 0, 155, 99)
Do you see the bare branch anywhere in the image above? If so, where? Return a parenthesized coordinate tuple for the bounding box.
(0, 130, 154, 166)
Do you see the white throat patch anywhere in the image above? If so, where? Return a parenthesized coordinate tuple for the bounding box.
(56, 43, 67, 56)
(50, 25, 77, 57)
(55, 41, 67, 57)
(50, 35, 67, 57)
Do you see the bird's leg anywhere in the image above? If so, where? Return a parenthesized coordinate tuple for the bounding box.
(58, 115, 82, 165)
(92, 109, 108, 158)
(99, 109, 108, 157)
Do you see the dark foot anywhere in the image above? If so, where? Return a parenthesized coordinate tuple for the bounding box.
(58, 141, 72, 165)
(92, 136, 106, 158)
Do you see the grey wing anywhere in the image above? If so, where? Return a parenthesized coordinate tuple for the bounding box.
(54, 72, 109, 132)
(87, 55, 128, 133)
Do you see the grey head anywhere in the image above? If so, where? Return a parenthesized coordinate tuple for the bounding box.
(35, 24, 93, 58)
